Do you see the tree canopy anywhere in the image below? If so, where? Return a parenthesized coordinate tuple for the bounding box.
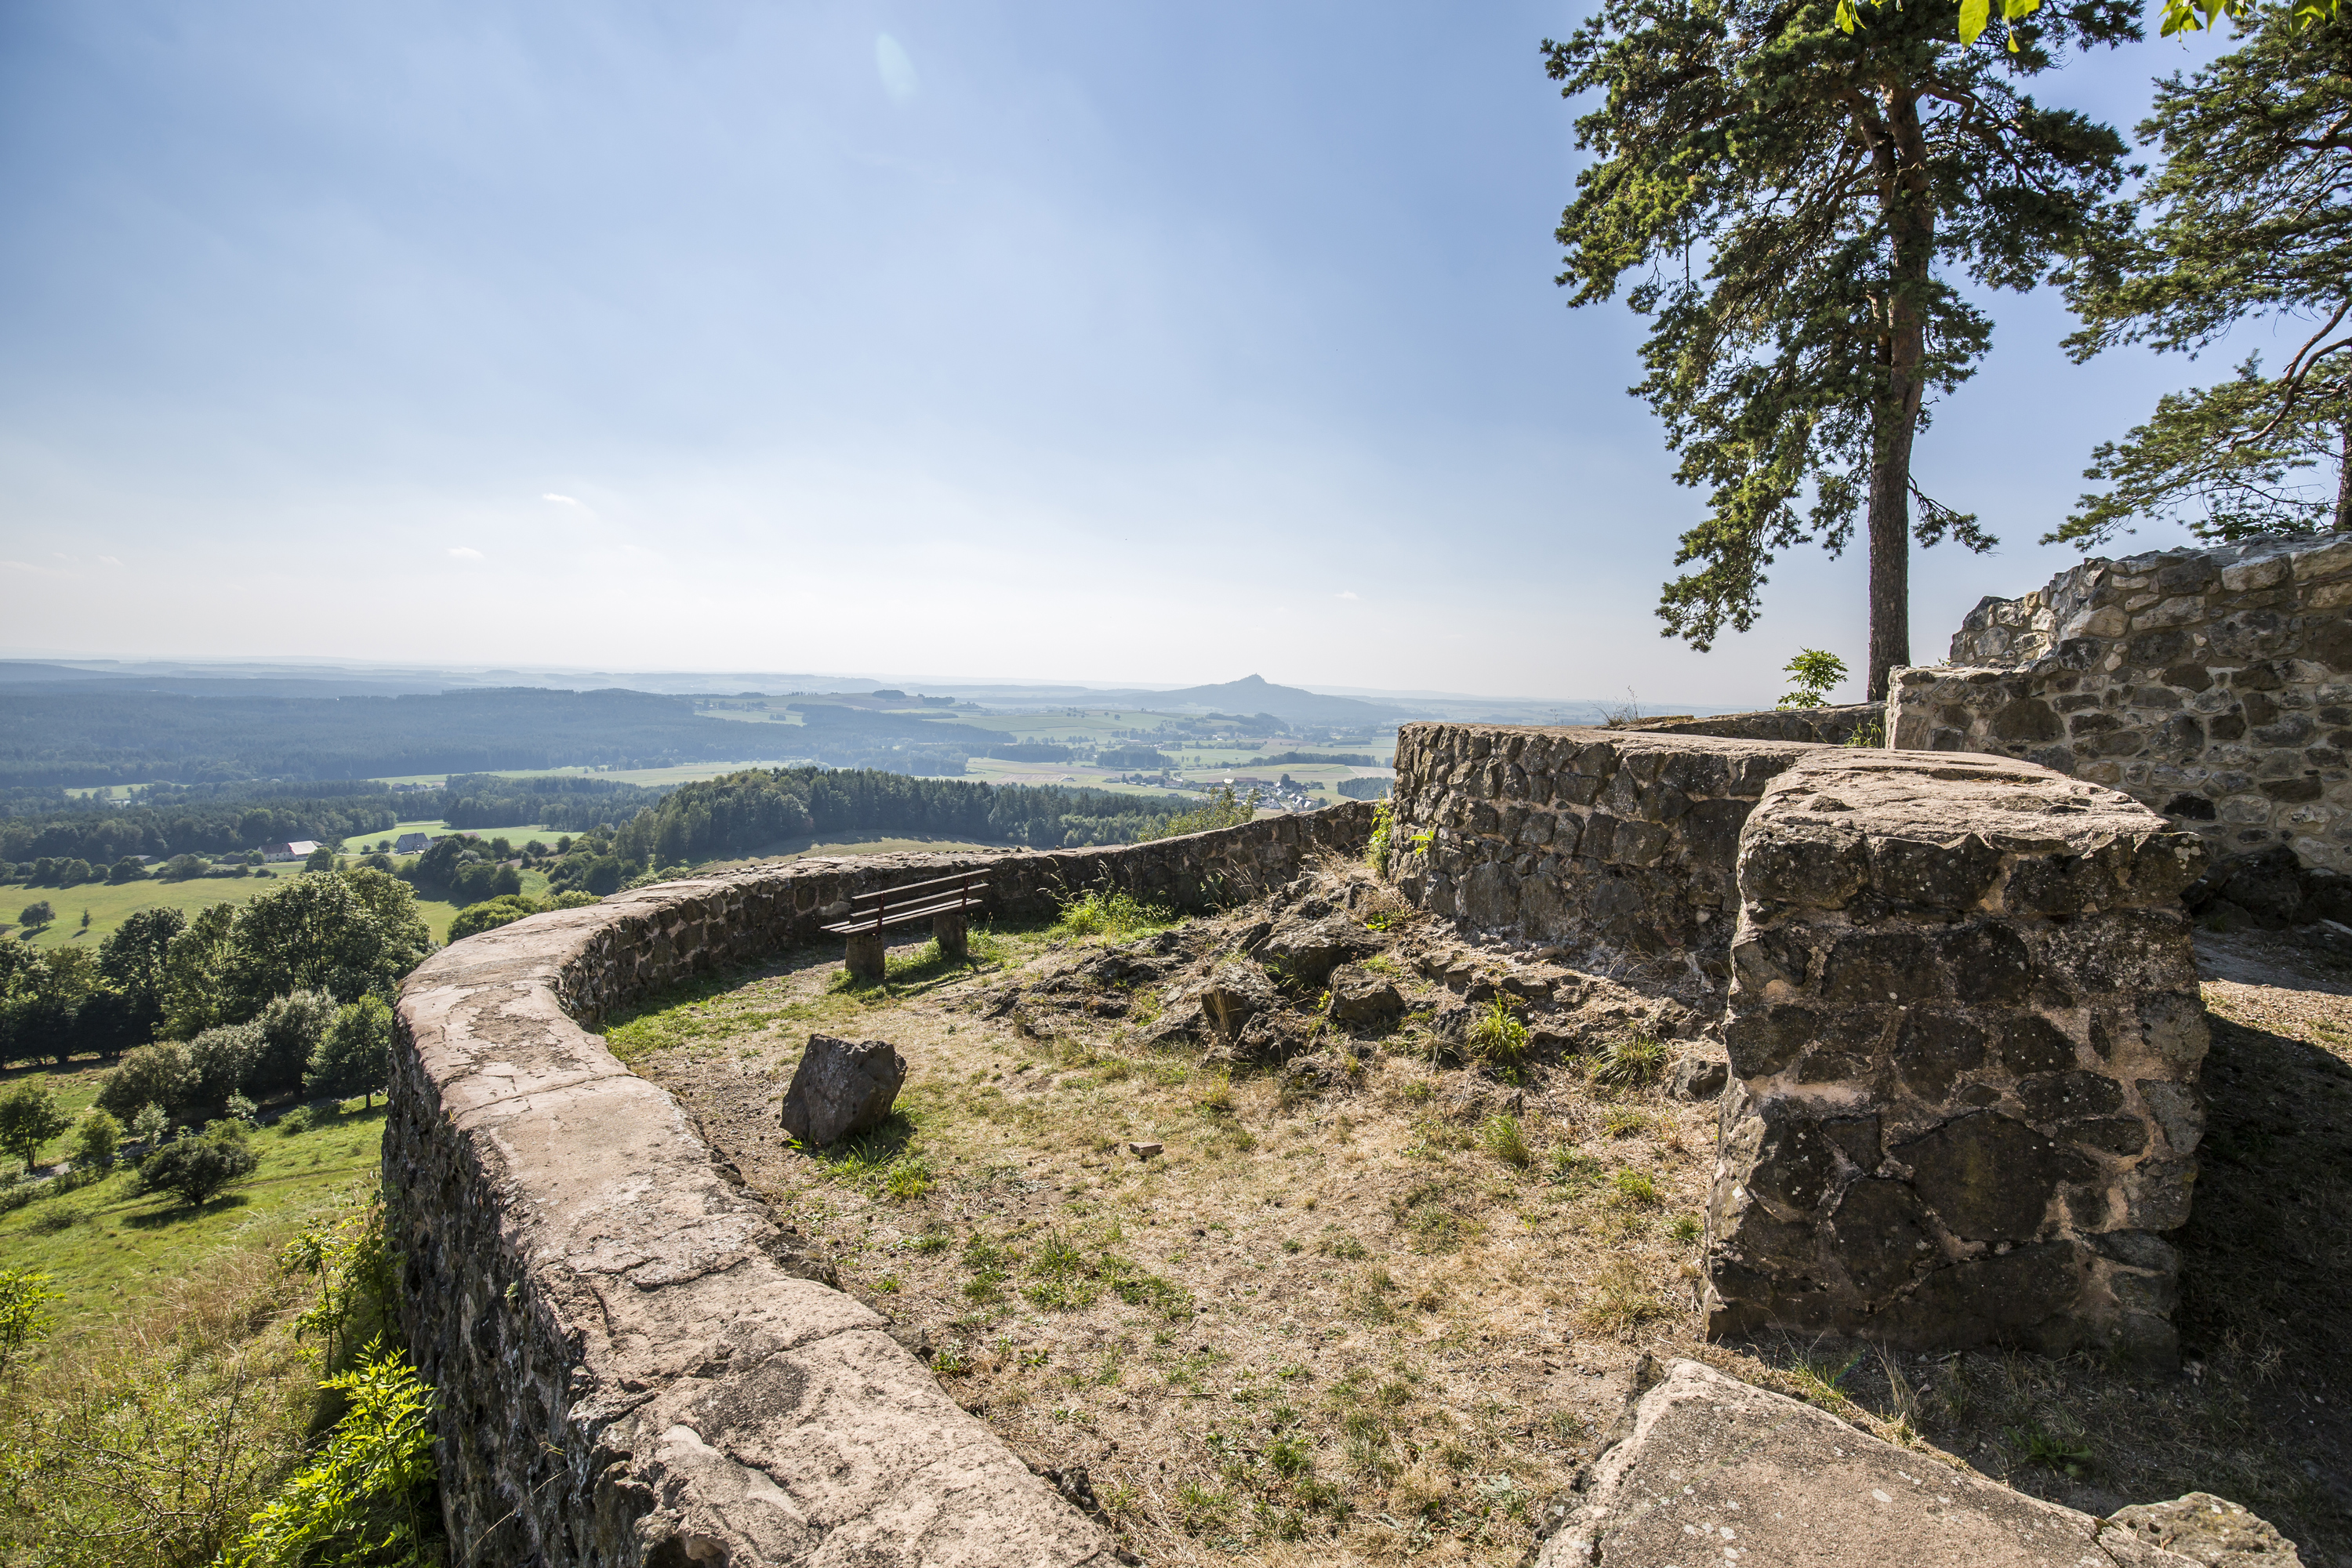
(2056, 7, 2352, 546)
(1548, 0, 2134, 695)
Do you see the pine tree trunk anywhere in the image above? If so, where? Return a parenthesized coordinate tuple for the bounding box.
(1865, 93, 1936, 702)
(2336, 411, 2352, 535)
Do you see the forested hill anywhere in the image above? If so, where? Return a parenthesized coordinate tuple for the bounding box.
(0, 685, 989, 787)
(0, 775, 671, 866)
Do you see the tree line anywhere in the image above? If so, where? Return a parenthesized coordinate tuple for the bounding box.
(0, 868, 428, 1104)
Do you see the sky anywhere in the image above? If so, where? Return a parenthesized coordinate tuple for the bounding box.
(0, 1, 2274, 709)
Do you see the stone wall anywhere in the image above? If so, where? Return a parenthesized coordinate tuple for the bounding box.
(1627, 702, 1883, 746)
(1706, 750, 2208, 1362)
(1892, 532, 2352, 876)
(1386, 723, 1813, 986)
(1381, 726, 2209, 1363)
(390, 804, 1374, 1566)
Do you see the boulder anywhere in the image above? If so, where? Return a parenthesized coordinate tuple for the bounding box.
(1325, 964, 1403, 1026)
(779, 1034, 907, 1147)
(1538, 1359, 2212, 1568)
(2103, 1494, 2303, 1566)
(1669, 1053, 1729, 1101)
(1195, 958, 1279, 1036)
(1255, 914, 1383, 986)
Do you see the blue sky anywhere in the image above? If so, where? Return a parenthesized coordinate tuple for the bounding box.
(0, 1, 2257, 706)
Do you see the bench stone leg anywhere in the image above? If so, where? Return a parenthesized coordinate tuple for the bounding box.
(932, 911, 968, 963)
(844, 931, 886, 983)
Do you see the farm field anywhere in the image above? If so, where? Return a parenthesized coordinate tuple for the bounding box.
(0, 1090, 387, 1330)
(332, 816, 577, 854)
(5, 866, 311, 950)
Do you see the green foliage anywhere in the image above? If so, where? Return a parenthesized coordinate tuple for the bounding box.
(221, 1338, 437, 1568)
(1592, 1032, 1668, 1089)
(255, 989, 339, 1101)
(0, 1083, 71, 1174)
(136, 1126, 260, 1209)
(2058, 9, 2352, 546)
(1464, 997, 1530, 1069)
(1051, 887, 1178, 941)
(307, 997, 394, 1108)
(96, 1043, 193, 1124)
(1777, 649, 1849, 710)
(130, 1102, 168, 1147)
(70, 1108, 122, 1171)
(281, 1204, 395, 1370)
(445, 893, 550, 942)
(15, 901, 53, 930)
(1366, 800, 1394, 873)
(1137, 784, 1259, 842)
(0, 1268, 57, 1377)
(1548, 0, 2131, 688)
(1479, 1114, 1534, 1168)
(184, 1023, 266, 1120)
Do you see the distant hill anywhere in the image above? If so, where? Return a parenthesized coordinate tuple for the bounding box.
(1091, 674, 1412, 727)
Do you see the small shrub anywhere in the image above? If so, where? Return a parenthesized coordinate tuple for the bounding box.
(70, 1109, 122, 1171)
(220, 1338, 438, 1568)
(1366, 800, 1394, 873)
(1464, 997, 1530, 1068)
(1592, 1032, 1667, 1089)
(2014, 1423, 2094, 1478)
(0, 1266, 58, 1375)
(136, 1130, 260, 1210)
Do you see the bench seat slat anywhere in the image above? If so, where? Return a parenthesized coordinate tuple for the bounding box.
(821, 892, 985, 935)
(844, 871, 993, 907)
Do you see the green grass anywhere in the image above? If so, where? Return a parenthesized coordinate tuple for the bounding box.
(3, 872, 310, 953)
(0, 1104, 385, 1329)
(331, 818, 575, 855)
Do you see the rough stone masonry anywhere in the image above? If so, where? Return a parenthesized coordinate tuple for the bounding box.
(1890, 530, 2352, 877)
(1706, 749, 2209, 1363)
(1381, 724, 2211, 1363)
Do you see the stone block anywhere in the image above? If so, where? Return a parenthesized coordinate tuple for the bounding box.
(1705, 750, 2208, 1362)
(1538, 1359, 2216, 1568)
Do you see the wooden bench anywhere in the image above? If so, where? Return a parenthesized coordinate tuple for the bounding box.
(821, 870, 989, 982)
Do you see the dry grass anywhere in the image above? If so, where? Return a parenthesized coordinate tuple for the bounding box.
(620, 873, 1715, 1565)
(615, 890, 2352, 1566)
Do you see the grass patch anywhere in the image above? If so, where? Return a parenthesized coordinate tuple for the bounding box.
(1591, 1032, 1668, 1089)
(1051, 888, 1180, 942)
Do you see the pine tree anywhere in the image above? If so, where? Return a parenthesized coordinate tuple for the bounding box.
(1548, 0, 2136, 696)
(2058, 9, 2352, 547)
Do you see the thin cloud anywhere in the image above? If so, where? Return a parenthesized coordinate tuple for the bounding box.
(1334, 590, 1359, 601)
(1, 559, 67, 577)
(448, 546, 485, 560)
(97, 555, 122, 567)
(876, 34, 919, 103)
(542, 493, 583, 507)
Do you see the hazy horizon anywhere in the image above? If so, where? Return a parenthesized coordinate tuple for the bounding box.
(1, 2, 2258, 711)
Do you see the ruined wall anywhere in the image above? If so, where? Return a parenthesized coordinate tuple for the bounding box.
(1384, 727, 2210, 1362)
(1385, 724, 1812, 986)
(1627, 702, 1882, 746)
(1892, 532, 2352, 876)
(1706, 750, 2209, 1363)
(390, 804, 1373, 1567)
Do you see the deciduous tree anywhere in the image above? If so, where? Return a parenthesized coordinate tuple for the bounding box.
(1548, 0, 2136, 695)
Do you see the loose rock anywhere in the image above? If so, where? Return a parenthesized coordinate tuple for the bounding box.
(779, 1034, 906, 1147)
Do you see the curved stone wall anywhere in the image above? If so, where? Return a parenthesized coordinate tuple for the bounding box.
(388, 804, 1374, 1566)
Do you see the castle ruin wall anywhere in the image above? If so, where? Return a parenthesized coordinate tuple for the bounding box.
(1890, 531, 2352, 877)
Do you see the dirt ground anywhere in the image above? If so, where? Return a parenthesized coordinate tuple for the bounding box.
(613, 862, 2352, 1566)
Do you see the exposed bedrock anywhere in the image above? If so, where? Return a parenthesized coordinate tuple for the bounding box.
(1705, 750, 2209, 1363)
